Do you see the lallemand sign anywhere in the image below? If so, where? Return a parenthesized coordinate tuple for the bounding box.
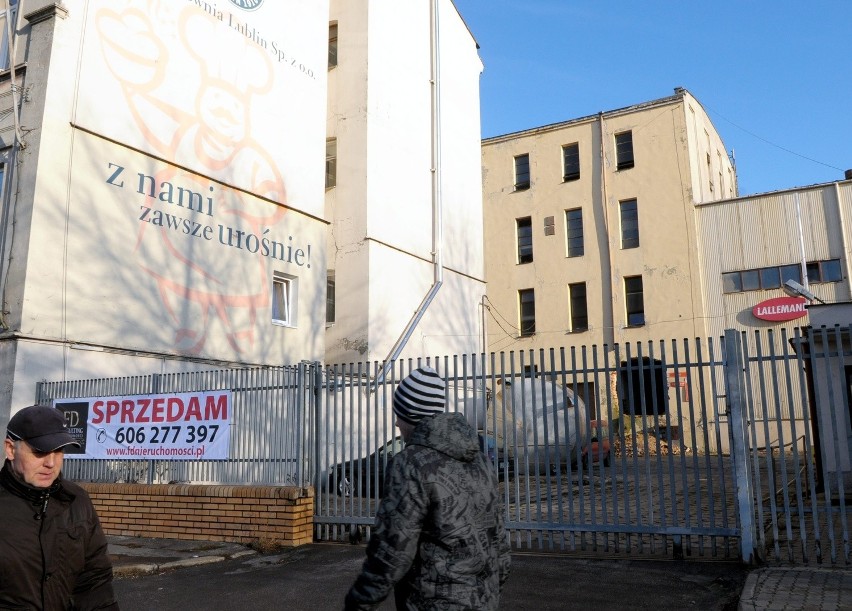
(752, 296, 808, 322)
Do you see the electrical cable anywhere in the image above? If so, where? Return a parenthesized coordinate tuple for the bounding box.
(703, 103, 843, 173)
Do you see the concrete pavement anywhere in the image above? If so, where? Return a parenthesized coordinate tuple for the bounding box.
(108, 536, 850, 610)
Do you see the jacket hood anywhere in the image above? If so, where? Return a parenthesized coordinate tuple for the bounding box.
(408, 412, 480, 462)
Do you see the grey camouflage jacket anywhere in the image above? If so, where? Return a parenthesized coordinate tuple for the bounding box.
(345, 412, 511, 610)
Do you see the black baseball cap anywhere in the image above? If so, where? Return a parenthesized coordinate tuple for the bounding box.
(6, 405, 81, 453)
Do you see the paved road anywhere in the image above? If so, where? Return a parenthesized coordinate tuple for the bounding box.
(113, 543, 748, 610)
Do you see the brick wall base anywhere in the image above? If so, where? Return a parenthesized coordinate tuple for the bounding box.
(81, 483, 314, 547)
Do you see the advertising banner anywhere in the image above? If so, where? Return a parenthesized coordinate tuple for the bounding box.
(75, 0, 328, 215)
(54, 391, 232, 460)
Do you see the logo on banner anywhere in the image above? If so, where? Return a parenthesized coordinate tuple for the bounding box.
(56, 402, 89, 454)
(228, 0, 263, 10)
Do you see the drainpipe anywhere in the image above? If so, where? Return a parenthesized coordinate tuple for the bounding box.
(376, 0, 443, 384)
(794, 193, 809, 291)
(0, 0, 24, 331)
(480, 294, 487, 355)
(598, 112, 615, 347)
(834, 181, 852, 300)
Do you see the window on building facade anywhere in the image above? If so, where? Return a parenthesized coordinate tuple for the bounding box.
(519, 289, 535, 336)
(568, 282, 588, 332)
(718, 152, 724, 196)
(325, 138, 337, 188)
(722, 259, 843, 294)
(326, 272, 335, 324)
(620, 198, 639, 249)
(707, 152, 713, 193)
(615, 131, 634, 170)
(808, 259, 843, 283)
(328, 23, 338, 68)
(566, 208, 584, 257)
(514, 154, 530, 190)
(760, 267, 781, 289)
(516, 216, 533, 264)
(740, 270, 760, 291)
(0, 0, 17, 70)
(272, 272, 297, 326)
(624, 276, 645, 327)
(562, 143, 580, 181)
(780, 264, 801, 284)
(523, 365, 539, 378)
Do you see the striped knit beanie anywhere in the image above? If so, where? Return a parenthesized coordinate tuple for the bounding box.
(392, 367, 446, 425)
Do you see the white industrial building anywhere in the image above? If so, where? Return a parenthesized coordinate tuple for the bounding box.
(0, 0, 486, 421)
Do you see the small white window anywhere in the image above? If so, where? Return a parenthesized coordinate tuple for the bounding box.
(272, 272, 298, 326)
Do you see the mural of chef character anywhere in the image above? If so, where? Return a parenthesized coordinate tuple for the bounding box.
(94, 1, 290, 355)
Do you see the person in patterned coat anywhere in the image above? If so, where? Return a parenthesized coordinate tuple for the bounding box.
(345, 367, 510, 610)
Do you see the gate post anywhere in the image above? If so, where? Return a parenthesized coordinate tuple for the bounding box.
(724, 329, 758, 564)
(304, 361, 322, 490)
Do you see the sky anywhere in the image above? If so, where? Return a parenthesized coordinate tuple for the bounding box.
(451, 1, 851, 197)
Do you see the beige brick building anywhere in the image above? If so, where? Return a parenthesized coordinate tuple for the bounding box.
(481, 88, 852, 448)
(481, 88, 736, 355)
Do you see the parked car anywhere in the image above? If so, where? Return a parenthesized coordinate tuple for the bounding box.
(483, 378, 591, 475)
(478, 432, 514, 480)
(327, 436, 403, 497)
(581, 420, 611, 467)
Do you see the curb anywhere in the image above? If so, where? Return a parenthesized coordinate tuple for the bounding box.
(113, 549, 258, 577)
(738, 566, 852, 611)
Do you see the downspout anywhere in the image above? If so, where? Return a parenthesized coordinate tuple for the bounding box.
(834, 181, 852, 300)
(376, 0, 443, 383)
(598, 112, 615, 347)
(0, 0, 24, 330)
(794, 193, 809, 291)
(480, 294, 487, 355)
(4, 0, 23, 146)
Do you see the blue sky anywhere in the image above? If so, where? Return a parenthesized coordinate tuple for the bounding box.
(452, 1, 851, 196)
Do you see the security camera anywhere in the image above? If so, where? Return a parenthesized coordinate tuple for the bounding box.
(782, 279, 825, 304)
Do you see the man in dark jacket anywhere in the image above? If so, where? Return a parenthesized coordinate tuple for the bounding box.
(1, 404, 119, 610)
(345, 367, 510, 610)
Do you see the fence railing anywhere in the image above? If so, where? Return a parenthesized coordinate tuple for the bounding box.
(35, 326, 852, 565)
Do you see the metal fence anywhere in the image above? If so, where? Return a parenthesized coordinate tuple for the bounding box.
(36, 326, 852, 565)
(38, 366, 311, 487)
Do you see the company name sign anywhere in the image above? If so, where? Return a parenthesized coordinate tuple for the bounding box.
(752, 296, 808, 322)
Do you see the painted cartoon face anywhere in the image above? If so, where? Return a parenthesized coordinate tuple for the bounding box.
(198, 84, 247, 155)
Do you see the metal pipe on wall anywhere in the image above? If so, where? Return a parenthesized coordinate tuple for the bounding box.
(833, 181, 852, 300)
(598, 111, 615, 347)
(376, 0, 444, 383)
(0, 0, 24, 330)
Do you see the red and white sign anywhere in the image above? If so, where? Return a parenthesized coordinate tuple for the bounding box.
(752, 296, 808, 322)
(54, 391, 232, 461)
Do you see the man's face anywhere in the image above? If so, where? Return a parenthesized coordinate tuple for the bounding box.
(4, 438, 64, 488)
(395, 416, 415, 443)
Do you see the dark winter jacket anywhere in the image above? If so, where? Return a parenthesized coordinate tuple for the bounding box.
(345, 412, 511, 610)
(0, 461, 118, 610)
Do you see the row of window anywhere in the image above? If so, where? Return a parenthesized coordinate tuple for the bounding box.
(513, 131, 634, 190)
(722, 259, 842, 294)
(283, 260, 839, 333)
(518, 276, 645, 337)
(512, 260, 842, 340)
(516, 201, 640, 264)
